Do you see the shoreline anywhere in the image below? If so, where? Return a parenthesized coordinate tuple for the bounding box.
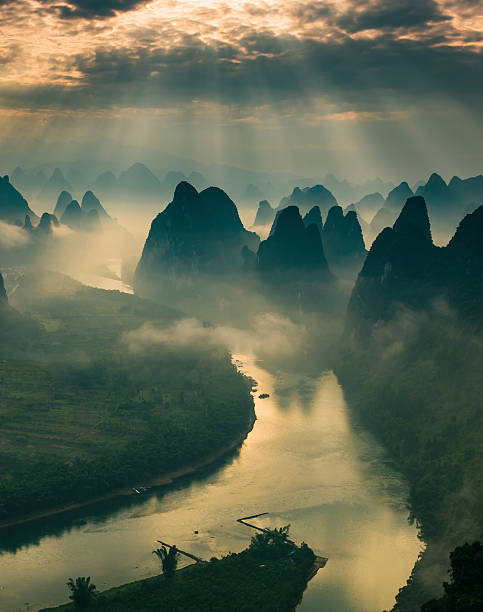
(0, 409, 256, 531)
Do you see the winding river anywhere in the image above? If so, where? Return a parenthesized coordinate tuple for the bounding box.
(0, 353, 422, 612)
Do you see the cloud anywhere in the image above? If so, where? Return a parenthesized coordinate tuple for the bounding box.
(0, 0, 150, 20)
(0, 221, 30, 249)
(0, 0, 481, 116)
(336, 0, 450, 33)
(123, 314, 309, 359)
(12, 32, 477, 114)
(55, 0, 150, 20)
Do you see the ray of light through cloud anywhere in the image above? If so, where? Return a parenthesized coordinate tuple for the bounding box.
(0, 0, 482, 180)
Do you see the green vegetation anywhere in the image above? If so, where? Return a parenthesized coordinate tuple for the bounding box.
(67, 577, 97, 609)
(153, 545, 179, 578)
(42, 529, 316, 612)
(421, 541, 483, 611)
(337, 312, 483, 611)
(0, 271, 254, 523)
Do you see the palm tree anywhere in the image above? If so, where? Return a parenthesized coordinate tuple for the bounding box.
(249, 525, 293, 558)
(67, 577, 97, 609)
(153, 545, 179, 578)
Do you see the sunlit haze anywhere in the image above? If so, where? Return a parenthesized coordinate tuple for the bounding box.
(1, 0, 482, 181)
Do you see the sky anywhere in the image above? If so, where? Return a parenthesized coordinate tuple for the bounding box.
(0, 0, 482, 181)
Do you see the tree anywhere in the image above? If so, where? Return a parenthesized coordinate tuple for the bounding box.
(249, 525, 293, 558)
(421, 541, 483, 611)
(153, 545, 179, 578)
(66, 576, 97, 609)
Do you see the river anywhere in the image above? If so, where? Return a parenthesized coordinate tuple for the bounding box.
(0, 350, 421, 612)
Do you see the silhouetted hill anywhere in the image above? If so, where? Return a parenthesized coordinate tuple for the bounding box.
(354, 192, 384, 217)
(278, 184, 338, 216)
(187, 171, 208, 191)
(257, 206, 331, 281)
(253, 200, 275, 226)
(323, 173, 394, 203)
(53, 190, 73, 218)
(348, 196, 435, 337)
(37, 168, 71, 204)
(118, 163, 161, 197)
(35, 212, 59, 236)
(386, 182, 414, 210)
(323, 206, 366, 269)
(90, 170, 117, 196)
(370, 181, 414, 235)
(449, 174, 483, 212)
(81, 190, 110, 220)
(160, 171, 187, 195)
(60, 200, 83, 229)
(135, 181, 259, 294)
(302, 206, 323, 234)
(0, 175, 38, 223)
(10, 167, 46, 199)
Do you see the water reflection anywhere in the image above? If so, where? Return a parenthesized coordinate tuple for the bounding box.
(0, 356, 421, 612)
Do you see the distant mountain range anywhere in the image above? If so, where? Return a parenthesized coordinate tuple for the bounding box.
(368, 173, 483, 240)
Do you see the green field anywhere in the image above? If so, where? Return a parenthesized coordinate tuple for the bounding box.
(0, 271, 254, 522)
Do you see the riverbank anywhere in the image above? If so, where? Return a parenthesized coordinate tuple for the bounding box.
(0, 409, 256, 530)
(41, 529, 317, 612)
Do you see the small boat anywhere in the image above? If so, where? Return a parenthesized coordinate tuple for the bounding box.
(259, 393, 270, 399)
(132, 486, 150, 494)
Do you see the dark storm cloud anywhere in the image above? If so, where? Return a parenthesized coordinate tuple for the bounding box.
(55, 0, 149, 19)
(2, 30, 481, 115)
(336, 0, 450, 32)
(0, 0, 148, 19)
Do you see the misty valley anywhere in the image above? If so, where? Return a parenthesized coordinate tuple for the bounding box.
(0, 163, 481, 612)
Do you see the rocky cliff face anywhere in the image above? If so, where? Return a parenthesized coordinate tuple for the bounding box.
(135, 181, 260, 292)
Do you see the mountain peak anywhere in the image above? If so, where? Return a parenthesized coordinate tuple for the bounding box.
(303, 206, 323, 234)
(81, 190, 109, 219)
(173, 180, 198, 201)
(54, 190, 73, 218)
(386, 181, 414, 209)
(51, 167, 65, 181)
(393, 196, 432, 243)
(427, 172, 447, 188)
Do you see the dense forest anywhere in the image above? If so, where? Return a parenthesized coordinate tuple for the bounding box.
(0, 271, 255, 523)
(42, 528, 316, 612)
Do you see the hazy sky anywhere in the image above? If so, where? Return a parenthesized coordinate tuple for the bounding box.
(0, 0, 482, 181)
